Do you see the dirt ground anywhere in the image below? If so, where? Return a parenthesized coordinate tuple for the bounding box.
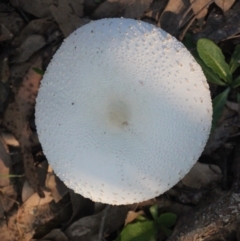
(0, 0, 240, 241)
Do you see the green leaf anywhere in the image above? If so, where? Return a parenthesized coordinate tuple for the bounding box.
(229, 45, 240, 73)
(232, 75, 240, 88)
(116, 220, 156, 241)
(197, 38, 232, 83)
(156, 213, 177, 227)
(32, 67, 44, 75)
(183, 35, 226, 86)
(195, 57, 227, 86)
(136, 215, 147, 221)
(149, 205, 158, 220)
(212, 87, 230, 129)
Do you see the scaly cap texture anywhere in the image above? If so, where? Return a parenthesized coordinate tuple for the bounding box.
(36, 18, 212, 205)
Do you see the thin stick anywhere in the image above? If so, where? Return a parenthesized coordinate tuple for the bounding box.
(98, 205, 111, 241)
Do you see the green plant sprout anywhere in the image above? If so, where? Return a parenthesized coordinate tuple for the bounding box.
(115, 205, 177, 241)
(32, 67, 44, 75)
(183, 36, 240, 129)
(0, 174, 24, 178)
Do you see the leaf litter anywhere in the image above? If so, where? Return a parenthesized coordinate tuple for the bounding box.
(1, 0, 240, 241)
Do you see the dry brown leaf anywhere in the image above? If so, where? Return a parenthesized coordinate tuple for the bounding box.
(0, 56, 10, 84)
(193, 1, 240, 42)
(45, 165, 68, 203)
(3, 56, 43, 197)
(50, 0, 84, 37)
(94, 202, 106, 213)
(12, 18, 55, 47)
(36, 161, 49, 190)
(159, 0, 191, 35)
(37, 229, 68, 241)
(14, 35, 46, 63)
(237, 226, 240, 241)
(0, 137, 18, 223)
(9, 0, 53, 18)
(11, 0, 85, 19)
(0, 211, 20, 241)
(69, 0, 84, 16)
(0, 185, 18, 213)
(17, 191, 54, 241)
(45, 167, 94, 227)
(0, 82, 10, 115)
(0, 2, 14, 12)
(144, 0, 168, 22)
(0, 24, 14, 42)
(63, 190, 95, 227)
(204, 107, 238, 154)
(0, 11, 25, 36)
(182, 162, 221, 189)
(226, 100, 240, 112)
(22, 190, 53, 207)
(214, 0, 235, 12)
(162, 0, 185, 14)
(124, 210, 144, 225)
(1, 132, 19, 147)
(0, 136, 11, 187)
(0, 50, 11, 115)
(92, 0, 153, 19)
(9, 62, 32, 94)
(22, 180, 35, 203)
(65, 206, 128, 241)
(190, 0, 212, 19)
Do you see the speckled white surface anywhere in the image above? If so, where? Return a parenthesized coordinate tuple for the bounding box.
(35, 18, 212, 205)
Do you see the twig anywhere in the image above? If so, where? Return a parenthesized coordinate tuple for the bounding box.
(98, 205, 111, 241)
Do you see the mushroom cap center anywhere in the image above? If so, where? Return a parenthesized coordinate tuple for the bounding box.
(108, 100, 130, 128)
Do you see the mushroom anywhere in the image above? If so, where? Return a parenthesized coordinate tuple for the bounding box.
(35, 18, 212, 205)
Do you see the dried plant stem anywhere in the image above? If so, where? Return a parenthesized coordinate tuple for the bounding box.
(98, 205, 111, 241)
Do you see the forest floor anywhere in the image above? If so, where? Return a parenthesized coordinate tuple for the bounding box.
(0, 0, 240, 241)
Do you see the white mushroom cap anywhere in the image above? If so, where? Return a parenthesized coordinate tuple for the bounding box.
(35, 18, 212, 205)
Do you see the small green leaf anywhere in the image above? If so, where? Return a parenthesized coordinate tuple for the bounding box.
(232, 75, 240, 88)
(229, 45, 240, 73)
(156, 213, 177, 227)
(116, 220, 156, 241)
(136, 215, 147, 221)
(196, 57, 226, 86)
(32, 67, 44, 75)
(212, 87, 230, 129)
(197, 38, 232, 83)
(183, 35, 226, 86)
(149, 205, 158, 220)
